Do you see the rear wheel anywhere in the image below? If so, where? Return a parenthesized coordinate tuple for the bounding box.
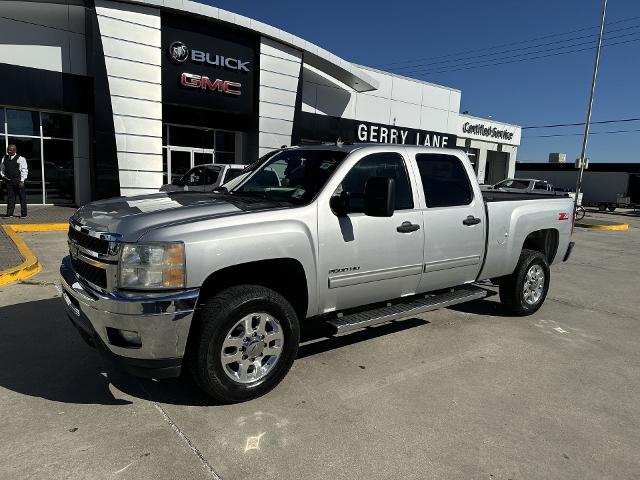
(607, 205, 617, 212)
(598, 203, 607, 211)
(499, 249, 550, 316)
(188, 285, 299, 403)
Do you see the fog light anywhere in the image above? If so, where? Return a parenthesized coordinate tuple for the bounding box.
(106, 327, 142, 348)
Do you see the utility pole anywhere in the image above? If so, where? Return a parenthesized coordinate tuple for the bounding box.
(575, 0, 608, 213)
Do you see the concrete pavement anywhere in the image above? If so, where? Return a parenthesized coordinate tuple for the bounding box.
(0, 216, 638, 479)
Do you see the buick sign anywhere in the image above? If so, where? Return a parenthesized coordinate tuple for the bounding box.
(167, 41, 251, 72)
(168, 41, 189, 63)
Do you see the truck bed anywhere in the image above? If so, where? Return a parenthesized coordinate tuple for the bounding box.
(482, 191, 569, 202)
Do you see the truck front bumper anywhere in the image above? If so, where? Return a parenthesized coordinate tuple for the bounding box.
(60, 255, 199, 379)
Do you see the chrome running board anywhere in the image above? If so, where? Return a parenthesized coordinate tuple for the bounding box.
(326, 286, 488, 334)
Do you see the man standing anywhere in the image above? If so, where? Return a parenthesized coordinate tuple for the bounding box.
(1, 144, 28, 218)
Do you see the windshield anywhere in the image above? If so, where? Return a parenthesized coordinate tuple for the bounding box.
(228, 149, 348, 205)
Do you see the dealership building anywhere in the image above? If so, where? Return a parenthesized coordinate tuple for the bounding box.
(0, 0, 522, 205)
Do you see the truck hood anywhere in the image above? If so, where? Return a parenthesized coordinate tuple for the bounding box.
(71, 192, 284, 241)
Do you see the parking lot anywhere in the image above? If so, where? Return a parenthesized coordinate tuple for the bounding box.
(0, 211, 638, 480)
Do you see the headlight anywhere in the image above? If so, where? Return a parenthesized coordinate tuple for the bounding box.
(118, 242, 185, 289)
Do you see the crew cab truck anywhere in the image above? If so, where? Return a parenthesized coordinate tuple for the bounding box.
(60, 145, 575, 403)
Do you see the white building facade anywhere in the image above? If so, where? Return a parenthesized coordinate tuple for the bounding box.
(0, 0, 521, 205)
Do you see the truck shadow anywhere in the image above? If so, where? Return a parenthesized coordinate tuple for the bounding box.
(0, 297, 430, 407)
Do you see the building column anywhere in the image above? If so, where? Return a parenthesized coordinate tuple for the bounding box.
(506, 146, 517, 178)
(476, 147, 488, 184)
(73, 114, 91, 206)
(95, 0, 163, 196)
(257, 37, 302, 158)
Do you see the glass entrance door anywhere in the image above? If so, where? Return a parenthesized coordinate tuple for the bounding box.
(167, 147, 214, 184)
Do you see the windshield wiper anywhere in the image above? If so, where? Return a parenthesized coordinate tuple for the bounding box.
(233, 190, 297, 206)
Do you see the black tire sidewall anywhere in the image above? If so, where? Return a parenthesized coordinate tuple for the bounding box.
(197, 286, 299, 402)
(514, 253, 550, 314)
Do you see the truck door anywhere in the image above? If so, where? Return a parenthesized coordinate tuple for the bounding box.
(317, 152, 424, 312)
(413, 153, 485, 292)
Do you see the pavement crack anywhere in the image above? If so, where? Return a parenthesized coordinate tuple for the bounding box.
(137, 382, 222, 480)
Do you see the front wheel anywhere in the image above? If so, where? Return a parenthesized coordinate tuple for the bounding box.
(187, 285, 300, 403)
(499, 249, 550, 316)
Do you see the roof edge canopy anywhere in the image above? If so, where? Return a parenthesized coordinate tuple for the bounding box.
(119, 0, 379, 92)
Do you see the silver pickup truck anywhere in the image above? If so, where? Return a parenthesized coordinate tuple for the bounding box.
(61, 145, 575, 403)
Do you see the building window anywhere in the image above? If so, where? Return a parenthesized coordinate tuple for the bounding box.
(1, 107, 74, 205)
(162, 125, 240, 184)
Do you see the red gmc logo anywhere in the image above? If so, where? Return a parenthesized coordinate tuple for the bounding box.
(180, 73, 241, 95)
(558, 212, 569, 221)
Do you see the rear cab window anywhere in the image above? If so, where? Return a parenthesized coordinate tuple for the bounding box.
(414, 153, 473, 207)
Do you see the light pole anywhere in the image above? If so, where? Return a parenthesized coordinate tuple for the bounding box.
(575, 0, 608, 213)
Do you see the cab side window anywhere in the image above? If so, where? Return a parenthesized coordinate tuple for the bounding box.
(204, 167, 221, 185)
(338, 152, 413, 211)
(415, 154, 473, 207)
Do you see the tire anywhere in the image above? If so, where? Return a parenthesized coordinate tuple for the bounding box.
(499, 249, 550, 316)
(607, 205, 616, 212)
(598, 203, 607, 211)
(575, 206, 585, 221)
(187, 285, 300, 403)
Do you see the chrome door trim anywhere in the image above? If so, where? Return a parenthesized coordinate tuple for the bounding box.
(329, 263, 423, 289)
(423, 255, 481, 273)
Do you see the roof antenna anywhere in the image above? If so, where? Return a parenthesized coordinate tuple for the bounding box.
(335, 137, 343, 147)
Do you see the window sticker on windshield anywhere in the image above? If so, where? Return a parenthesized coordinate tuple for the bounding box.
(292, 188, 306, 199)
(319, 161, 335, 170)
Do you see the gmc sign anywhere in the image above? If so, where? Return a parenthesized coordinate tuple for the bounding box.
(180, 73, 242, 95)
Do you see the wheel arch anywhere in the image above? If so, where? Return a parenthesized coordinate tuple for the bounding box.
(521, 228, 559, 264)
(196, 258, 309, 320)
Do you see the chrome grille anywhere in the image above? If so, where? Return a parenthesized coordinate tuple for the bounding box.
(71, 257, 108, 289)
(68, 227, 110, 255)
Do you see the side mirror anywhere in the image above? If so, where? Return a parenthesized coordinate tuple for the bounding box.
(364, 177, 395, 217)
(330, 192, 350, 217)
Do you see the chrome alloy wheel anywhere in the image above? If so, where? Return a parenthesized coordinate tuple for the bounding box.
(523, 264, 545, 305)
(220, 312, 284, 384)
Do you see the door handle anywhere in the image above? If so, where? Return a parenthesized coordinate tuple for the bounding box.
(463, 215, 482, 226)
(397, 221, 421, 233)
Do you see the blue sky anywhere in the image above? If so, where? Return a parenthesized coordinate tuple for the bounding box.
(205, 0, 640, 163)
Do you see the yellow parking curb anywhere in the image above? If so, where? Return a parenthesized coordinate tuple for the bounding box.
(575, 222, 629, 230)
(0, 223, 69, 286)
(9, 223, 69, 233)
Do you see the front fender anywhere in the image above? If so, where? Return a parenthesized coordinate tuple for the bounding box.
(140, 206, 319, 317)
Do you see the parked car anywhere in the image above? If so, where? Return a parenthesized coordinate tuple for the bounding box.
(62, 145, 575, 403)
(159, 164, 245, 193)
(487, 178, 556, 194)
